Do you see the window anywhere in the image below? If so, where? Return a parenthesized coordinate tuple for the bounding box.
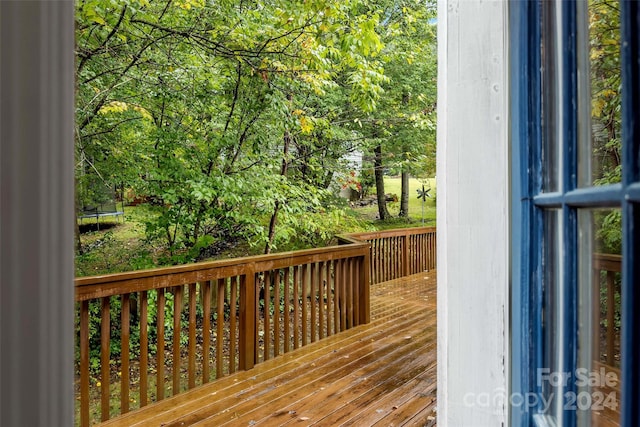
(510, 1, 640, 426)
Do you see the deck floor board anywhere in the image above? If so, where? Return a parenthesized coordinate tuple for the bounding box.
(100, 271, 437, 426)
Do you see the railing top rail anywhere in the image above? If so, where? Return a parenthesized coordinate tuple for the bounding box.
(74, 226, 437, 301)
(593, 253, 622, 273)
(75, 240, 370, 301)
(344, 226, 436, 241)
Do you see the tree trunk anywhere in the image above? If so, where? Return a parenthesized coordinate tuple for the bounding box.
(374, 144, 390, 220)
(265, 130, 291, 254)
(74, 191, 84, 254)
(265, 201, 281, 255)
(399, 169, 409, 218)
(399, 93, 410, 218)
(75, 215, 83, 254)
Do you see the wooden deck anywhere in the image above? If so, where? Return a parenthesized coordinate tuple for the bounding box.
(101, 272, 437, 427)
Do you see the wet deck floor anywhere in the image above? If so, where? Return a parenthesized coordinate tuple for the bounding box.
(101, 272, 437, 426)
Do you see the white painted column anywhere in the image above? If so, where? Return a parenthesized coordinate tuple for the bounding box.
(437, 0, 510, 425)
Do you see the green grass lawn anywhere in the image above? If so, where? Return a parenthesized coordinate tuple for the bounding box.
(353, 177, 436, 229)
(75, 205, 160, 276)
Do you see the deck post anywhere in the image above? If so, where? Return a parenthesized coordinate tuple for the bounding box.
(239, 265, 256, 370)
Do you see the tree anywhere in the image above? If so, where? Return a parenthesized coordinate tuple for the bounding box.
(75, 0, 392, 261)
(351, 0, 437, 220)
(377, 1, 436, 218)
(373, 142, 391, 220)
(589, 0, 622, 254)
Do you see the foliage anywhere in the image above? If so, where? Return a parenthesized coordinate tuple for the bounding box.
(590, 0, 621, 186)
(75, 0, 420, 259)
(75, 206, 158, 276)
(589, 0, 622, 253)
(348, 0, 437, 219)
(373, 0, 437, 178)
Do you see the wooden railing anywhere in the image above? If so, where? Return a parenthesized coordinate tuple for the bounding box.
(592, 253, 622, 426)
(593, 253, 622, 367)
(342, 227, 436, 284)
(74, 226, 438, 426)
(75, 242, 370, 426)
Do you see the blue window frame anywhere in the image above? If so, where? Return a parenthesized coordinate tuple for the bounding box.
(510, 1, 640, 426)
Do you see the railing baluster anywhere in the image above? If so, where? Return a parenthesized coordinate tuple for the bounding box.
(376, 238, 381, 283)
(188, 283, 196, 389)
(371, 239, 377, 284)
(202, 281, 211, 383)
(353, 260, 360, 327)
(420, 234, 424, 271)
(425, 233, 429, 270)
(361, 254, 371, 324)
(311, 262, 317, 343)
(80, 300, 90, 427)
(230, 276, 238, 373)
(386, 238, 391, 281)
(374, 239, 383, 283)
(415, 234, 420, 272)
(410, 235, 415, 274)
(352, 259, 358, 326)
(293, 265, 300, 349)
(157, 288, 165, 401)
(393, 236, 398, 279)
(340, 258, 347, 332)
(434, 231, 438, 268)
(264, 271, 271, 361)
(140, 290, 148, 407)
(283, 267, 291, 353)
(216, 278, 224, 376)
(302, 263, 309, 346)
(593, 269, 600, 364)
(319, 261, 325, 340)
(432, 232, 437, 269)
(378, 239, 384, 283)
(423, 234, 428, 271)
(403, 234, 409, 276)
(387, 238, 392, 280)
(417, 235, 421, 272)
(253, 273, 264, 363)
(121, 293, 130, 414)
(392, 237, 396, 278)
(607, 271, 616, 366)
(172, 286, 183, 395)
(349, 259, 355, 328)
(100, 297, 110, 421)
(370, 239, 375, 284)
(324, 261, 333, 336)
(396, 235, 400, 276)
(274, 271, 281, 356)
(333, 260, 340, 334)
(378, 238, 383, 283)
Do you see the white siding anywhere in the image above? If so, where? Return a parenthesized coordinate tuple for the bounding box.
(436, 1, 509, 425)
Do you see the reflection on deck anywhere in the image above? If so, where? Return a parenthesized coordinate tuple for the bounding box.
(101, 272, 437, 426)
